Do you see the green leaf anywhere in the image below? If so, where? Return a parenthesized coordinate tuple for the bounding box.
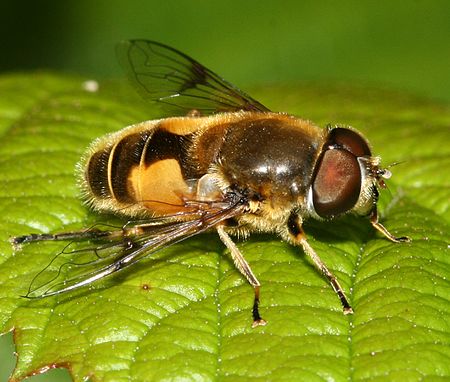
(0, 73, 449, 382)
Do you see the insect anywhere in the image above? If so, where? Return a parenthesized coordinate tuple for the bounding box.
(12, 40, 410, 327)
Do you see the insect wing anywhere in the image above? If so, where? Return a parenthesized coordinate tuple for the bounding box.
(25, 233, 131, 298)
(116, 39, 270, 115)
(25, 203, 244, 298)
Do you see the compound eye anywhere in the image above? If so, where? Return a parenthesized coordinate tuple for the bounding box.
(312, 148, 361, 217)
(329, 128, 371, 157)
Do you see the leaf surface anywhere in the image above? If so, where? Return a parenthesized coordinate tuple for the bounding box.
(0, 73, 449, 381)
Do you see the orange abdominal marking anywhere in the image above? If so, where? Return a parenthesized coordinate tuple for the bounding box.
(129, 158, 192, 214)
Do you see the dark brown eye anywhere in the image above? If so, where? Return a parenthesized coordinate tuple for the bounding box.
(328, 128, 371, 157)
(312, 148, 361, 217)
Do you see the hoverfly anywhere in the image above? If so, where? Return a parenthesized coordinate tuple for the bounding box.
(12, 40, 410, 327)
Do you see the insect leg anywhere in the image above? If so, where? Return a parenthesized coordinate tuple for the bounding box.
(288, 214, 353, 315)
(370, 207, 411, 243)
(216, 225, 267, 327)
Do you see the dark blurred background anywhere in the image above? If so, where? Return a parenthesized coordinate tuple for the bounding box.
(1, 1, 449, 381)
(1, 1, 450, 101)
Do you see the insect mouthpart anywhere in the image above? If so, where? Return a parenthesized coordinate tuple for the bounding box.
(375, 167, 392, 189)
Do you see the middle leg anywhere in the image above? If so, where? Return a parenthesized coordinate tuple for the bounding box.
(216, 225, 267, 327)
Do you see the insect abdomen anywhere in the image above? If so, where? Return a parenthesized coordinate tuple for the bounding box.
(81, 120, 198, 216)
(86, 129, 151, 203)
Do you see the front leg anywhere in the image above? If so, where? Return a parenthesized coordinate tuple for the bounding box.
(370, 206, 411, 243)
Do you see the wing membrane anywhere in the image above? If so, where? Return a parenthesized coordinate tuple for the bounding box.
(116, 39, 270, 115)
(25, 203, 244, 299)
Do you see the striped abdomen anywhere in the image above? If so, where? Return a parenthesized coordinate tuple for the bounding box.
(81, 117, 205, 216)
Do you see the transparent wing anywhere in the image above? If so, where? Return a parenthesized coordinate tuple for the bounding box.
(23, 202, 244, 299)
(116, 39, 270, 115)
